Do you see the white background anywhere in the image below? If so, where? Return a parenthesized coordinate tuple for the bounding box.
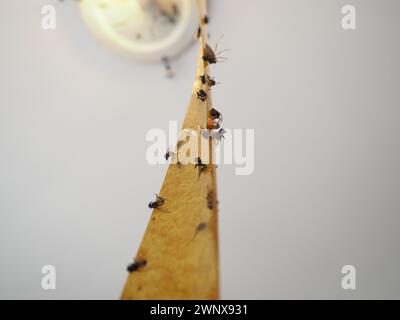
(1, 0, 400, 299)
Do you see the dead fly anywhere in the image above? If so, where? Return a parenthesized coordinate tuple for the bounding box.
(210, 128, 226, 141)
(196, 222, 208, 232)
(202, 36, 228, 64)
(196, 26, 201, 39)
(206, 189, 219, 210)
(185, 222, 208, 246)
(161, 56, 175, 78)
(196, 89, 208, 102)
(207, 118, 219, 130)
(196, 15, 209, 39)
(195, 157, 208, 177)
(200, 74, 218, 87)
(209, 108, 223, 122)
(206, 190, 213, 209)
(191, 222, 208, 242)
(196, 27, 211, 40)
(207, 77, 217, 87)
(127, 259, 147, 273)
(148, 193, 166, 210)
(207, 108, 223, 129)
(164, 148, 174, 162)
(199, 74, 207, 85)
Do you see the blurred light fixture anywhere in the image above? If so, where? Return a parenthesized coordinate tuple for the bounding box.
(79, 0, 199, 63)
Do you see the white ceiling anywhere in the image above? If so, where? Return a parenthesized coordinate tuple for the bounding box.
(1, 0, 400, 299)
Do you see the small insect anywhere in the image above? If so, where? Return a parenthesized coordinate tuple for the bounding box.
(202, 36, 228, 64)
(194, 157, 208, 177)
(127, 259, 147, 273)
(202, 44, 217, 64)
(200, 74, 218, 87)
(197, 26, 201, 39)
(207, 108, 223, 129)
(207, 77, 217, 87)
(202, 15, 209, 24)
(206, 191, 213, 209)
(164, 148, 174, 161)
(209, 108, 222, 121)
(196, 222, 208, 232)
(196, 89, 208, 102)
(207, 117, 218, 130)
(211, 128, 226, 141)
(193, 223, 207, 241)
(186, 222, 209, 245)
(206, 189, 219, 210)
(148, 194, 166, 209)
(162, 56, 175, 78)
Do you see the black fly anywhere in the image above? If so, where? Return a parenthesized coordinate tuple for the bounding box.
(194, 157, 208, 177)
(200, 74, 218, 87)
(202, 36, 228, 64)
(127, 259, 147, 273)
(148, 194, 166, 209)
(196, 89, 208, 102)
